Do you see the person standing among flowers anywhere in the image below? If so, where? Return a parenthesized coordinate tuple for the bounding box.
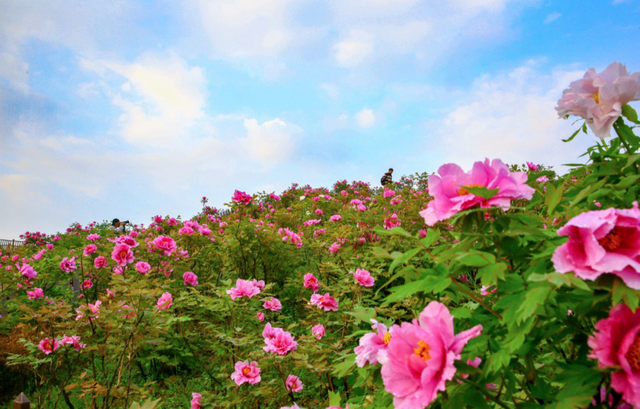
(380, 168, 393, 186)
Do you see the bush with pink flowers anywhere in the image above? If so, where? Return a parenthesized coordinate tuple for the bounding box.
(2, 61, 640, 409)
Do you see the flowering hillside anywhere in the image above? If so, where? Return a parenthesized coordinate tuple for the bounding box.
(2, 62, 640, 409)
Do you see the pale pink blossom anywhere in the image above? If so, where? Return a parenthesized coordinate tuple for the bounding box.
(178, 226, 195, 235)
(285, 375, 304, 392)
(263, 297, 282, 311)
(231, 361, 261, 385)
(157, 292, 173, 310)
(329, 242, 342, 253)
(86, 233, 101, 241)
(309, 293, 339, 312)
(75, 300, 102, 321)
(111, 244, 134, 267)
(303, 273, 320, 292)
(61, 335, 86, 351)
(183, 271, 198, 286)
(419, 159, 534, 226)
(153, 236, 177, 256)
(351, 268, 375, 287)
(355, 320, 392, 367)
(227, 279, 261, 300)
(312, 324, 325, 340)
(304, 219, 322, 226)
(262, 323, 298, 355)
(252, 279, 266, 290)
(18, 263, 37, 279)
(257, 312, 265, 321)
(536, 175, 549, 183)
(27, 288, 44, 300)
(136, 261, 151, 274)
(480, 285, 497, 296)
(33, 249, 46, 261)
(383, 189, 395, 198)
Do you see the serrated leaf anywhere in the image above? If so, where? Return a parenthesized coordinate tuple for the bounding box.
(328, 390, 341, 406)
(389, 247, 423, 275)
(478, 262, 507, 286)
(516, 285, 551, 323)
(457, 251, 496, 267)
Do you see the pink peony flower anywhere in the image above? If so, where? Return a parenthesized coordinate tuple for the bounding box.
(38, 338, 60, 355)
(252, 279, 266, 290)
(94, 256, 107, 268)
(556, 62, 640, 138)
(526, 162, 539, 171)
(329, 214, 342, 222)
(178, 226, 195, 235)
(262, 323, 298, 355)
(86, 233, 101, 241)
(46, 243, 54, 250)
(263, 297, 282, 312)
(419, 159, 534, 226)
(81, 279, 93, 290)
(383, 189, 395, 198)
(231, 360, 261, 385)
(153, 236, 177, 256)
(227, 279, 261, 300)
(480, 285, 497, 296)
(257, 312, 265, 321)
(83, 244, 97, 256)
(384, 213, 401, 230)
(190, 392, 202, 409)
(309, 293, 339, 312)
(111, 244, 134, 267)
(59, 257, 77, 273)
(312, 324, 325, 340)
(551, 202, 640, 289)
(27, 288, 44, 300)
(106, 288, 115, 298)
(536, 175, 549, 183)
(588, 304, 640, 407)
(381, 301, 483, 408)
(61, 335, 86, 351)
(355, 320, 391, 367)
(232, 190, 253, 205)
(303, 219, 322, 226)
(329, 242, 342, 253)
(157, 292, 173, 310)
(183, 271, 198, 286)
(136, 261, 151, 274)
(285, 375, 304, 392)
(315, 209, 323, 215)
(18, 263, 37, 279)
(351, 268, 375, 287)
(303, 273, 320, 293)
(33, 249, 46, 261)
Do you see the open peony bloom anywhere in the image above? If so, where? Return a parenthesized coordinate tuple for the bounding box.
(552, 202, 640, 289)
(232, 190, 253, 205)
(588, 304, 640, 407)
(227, 279, 261, 300)
(152, 236, 177, 256)
(27, 287, 44, 300)
(38, 338, 60, 355)
(381, 301, 483, 409)
(19, 263, 37, 279)
(59, 257, 77, 272)
(303, 273, 320, 292)
(231, 360, 261, 385)
(329, 214, 342, 222)
(351, 268, 375, 287)
(263, 323, 298, 355)
(183, 271, 198, 286)
(83, 244, 97, 256)
(136, 261, 151, 274)
(94, 256, 107, 268)
(419, 158, 534, 226)
(285, 374, 304, 392)
(309, 293, 339, 312)
(312, 324, 325, 340)
(61, 335, 86, 351)
(252, 279, 266, 290)
(257, 312, 265, 321)
(556, 61, 640, 138)
(190, 392, 202, 409)
(111, 243, 134, 267)
(263, 297, 282, 311)
(526, 162, 539, 171)
(355, 320, 392, 367)
(157, 292, 173, 310)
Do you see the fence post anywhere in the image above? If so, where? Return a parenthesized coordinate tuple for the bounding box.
(13, 392, 30, 409)
(72, 276, 80, 299)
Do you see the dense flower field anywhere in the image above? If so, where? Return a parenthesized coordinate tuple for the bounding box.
(2, 62, 640, 409)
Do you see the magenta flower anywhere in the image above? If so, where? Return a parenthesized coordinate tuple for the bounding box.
(351, 268, 375, 287)
(157, 292, 173, 310)
(76, 300, 102, 321)
(152, 236, 177, 256)
(231, 360, 261, 385)
(227, 279, 261, 300)
(355, 320, 391, 367)
(262, 323, 298, 355)
(26, 288, 44, 300)
(232, 190, 253, 205)
(419, 159, 534, 226)
(190, 392, 202, 409)
(81, 279, 93, 290)
(312, 324, 325, 340)
(257, 312, 265, 321)
(111, 244, 134, 267)
(106, 288, 115, 299)
(179, 226, 195, 235)
(329, 214, 342, 222)
(263, 297, 282, 312)
(94, 256, 107, 268)
(383, 213, 401, 230)
(303, 273, 320, 293)
(556, 62, 640, 138)
(18, 263, 37, 279)
(315, 209, 323, 215)
(551, 203, 640, 289)
(136, 261, 151, 274)
(309, 293, 339, 312)
(83, 244, 97, 256)
(86, 233, 101, 241)
(536, 175, 549, 183)
(303, 219, 322, 226)
(59, 257, 77, 273)
(61, 335, 86, 352)
(381, 301, 483, 408)
(33, 249, 46, 261)
(38, 338, 60, 355)
(252, 279, 266, 290)
(183, 271, 199, 286)
(588, 304, 640, 407)
(329, 242, 342, 253)
(285, 375, 304, 392)
(383, 189, 395, 198)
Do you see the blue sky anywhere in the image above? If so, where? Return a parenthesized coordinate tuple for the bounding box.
(1, 0, 639, 239)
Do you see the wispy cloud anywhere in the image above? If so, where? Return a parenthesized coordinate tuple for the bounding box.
(544, 12, 562, 24)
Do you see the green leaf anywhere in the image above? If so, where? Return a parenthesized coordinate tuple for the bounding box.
(456, 251, 496, 268)
(613, 278, 640, 311)
(373, 225, 413, 237)
(516, 285, 551, 323)
(328, 391, 341, 406)
(463, 186, 500, 199)
(545, 182, 564, 215)
(568, 178, 606, 208)
(485, 349, 511, 374)
(389, 247, 423, 275)
(562, 127, 582, 143)
(419, 228, 440, 247)
(451, 307, 472, 319)
(615, 174, 640, 189)
(623, 153, 640, 172)
(477, 262, 507, 287)
(528, 272, 591, 292)
(622, 103, 639, 124)
(346, 306, 377, 324)
(331, 355, 356, 378)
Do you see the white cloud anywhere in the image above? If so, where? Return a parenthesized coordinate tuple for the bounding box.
(544, 12, 562, 24)
(242, 118, 301, 163)
(333, 30, 374, 67)
(429, 63, 595, 172)
(355, 108, 376, 128)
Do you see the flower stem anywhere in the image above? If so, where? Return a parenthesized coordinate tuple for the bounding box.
(450, 275, 502, 320)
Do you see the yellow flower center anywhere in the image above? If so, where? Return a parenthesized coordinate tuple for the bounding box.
(458, 184, 482, 196)
(626, 335, 640, 372)
(593, 91, 600, 104)
(242, 367, 252, 375)
(382, 332, 392, 345)
(413, 340, 431, 361)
